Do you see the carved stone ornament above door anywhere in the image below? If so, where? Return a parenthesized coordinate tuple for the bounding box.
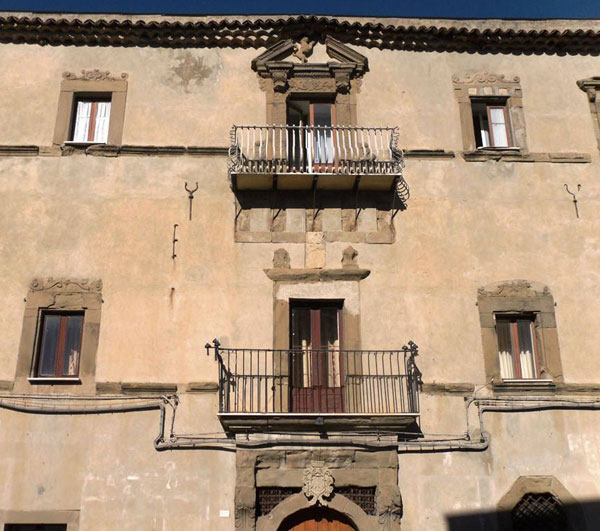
(251, 36, 368, 94)
(302, 461, 335, 506)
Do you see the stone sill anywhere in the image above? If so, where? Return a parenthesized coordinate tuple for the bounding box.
(463, 150, 591, 163)
(96, 382, 178, 394)
(27, 377, 81, 384)
(494, 379, 556, 393)
(421, 382, 475, 395)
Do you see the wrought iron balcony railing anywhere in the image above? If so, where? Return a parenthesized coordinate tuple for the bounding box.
(229, 125, 405, 191)
(206, 340, 421, 417)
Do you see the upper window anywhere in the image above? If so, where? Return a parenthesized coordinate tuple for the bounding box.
(53, 70, 128, 146)
(471, 100, 512, 148)
(453, 72, 527, 154)
(36, 311, 84, 378)
(496, 314, 539, 380)
(70, 97, 111, 143)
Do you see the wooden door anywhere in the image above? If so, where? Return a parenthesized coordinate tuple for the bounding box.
(290, 302, 344, 413)
(288, 518, 354, 531)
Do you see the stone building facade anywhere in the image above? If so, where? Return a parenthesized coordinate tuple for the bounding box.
(0, 12, 600, 531)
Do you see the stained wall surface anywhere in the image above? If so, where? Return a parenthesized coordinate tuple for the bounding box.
(0, 14, 600, 531)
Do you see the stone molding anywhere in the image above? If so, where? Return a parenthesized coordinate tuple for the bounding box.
(462, 150, 590, 163)
(264, 268, 370, 282)
(577, 76, 600, 151)
(30, 277, 103, 293)
(497, 476, 585, 530)
(453, 70, 528, 153)
(477, 279, 564, 386)
(0, 510, 79, 530)
(63, 69, 128, 81)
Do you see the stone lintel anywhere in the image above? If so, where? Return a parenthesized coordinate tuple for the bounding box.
(264, 268, 370, 282)
(421, 382, 476, 394)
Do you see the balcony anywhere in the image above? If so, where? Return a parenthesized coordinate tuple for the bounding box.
(206, 340, 421, 436)
(229, 125, 404, 192)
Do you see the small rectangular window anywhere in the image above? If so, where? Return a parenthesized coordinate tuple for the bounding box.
(472, 100, 512, 148)
(36, 312, 84, 378)
(70, 97, 111, 143)
(496, 315, 539, 380)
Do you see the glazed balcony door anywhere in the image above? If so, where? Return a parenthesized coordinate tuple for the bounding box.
(287, 99, 337, 172)
(290, 302, 344, 413)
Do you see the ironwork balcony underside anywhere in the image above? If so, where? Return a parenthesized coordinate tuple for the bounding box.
(229, 125, 404, 192)
(206, 341, 421, 435)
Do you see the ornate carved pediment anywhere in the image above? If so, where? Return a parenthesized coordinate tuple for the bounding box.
(577, 76, 600, 102)
(62, 69, 128, 81)
(478, 280, 550, 298)
(302, 461, 334, 506)
(452, 72, 519, 85)
(252, 36, 368, 92)
(30, 278, 103, 293)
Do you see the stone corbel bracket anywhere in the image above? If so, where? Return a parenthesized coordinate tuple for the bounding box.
(577, 77, 600, 150)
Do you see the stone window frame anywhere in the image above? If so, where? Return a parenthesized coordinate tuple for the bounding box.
(0, 510, 79, 530)
(477, 280, 563, 390)
(13, 278, 103, 395)
(577, 77, 600, 151)
(453, 72, 528, 158)
(497, 476, 584, 530)
(52, 70, 128, 146)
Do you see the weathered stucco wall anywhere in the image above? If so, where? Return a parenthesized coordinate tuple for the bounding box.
(1, 14, 600, 530)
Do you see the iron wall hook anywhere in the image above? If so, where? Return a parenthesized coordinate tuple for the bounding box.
(185, 181, 199, 221)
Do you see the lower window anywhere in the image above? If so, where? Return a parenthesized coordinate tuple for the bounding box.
(496, 314, 540, 379)
(5, 526, 67, 531)
(35, 312, 84, 378)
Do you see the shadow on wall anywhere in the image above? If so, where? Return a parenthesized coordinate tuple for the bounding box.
(445, 499, 600, 531)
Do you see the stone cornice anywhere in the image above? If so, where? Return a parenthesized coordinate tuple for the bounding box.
(1, 15, 599, 55)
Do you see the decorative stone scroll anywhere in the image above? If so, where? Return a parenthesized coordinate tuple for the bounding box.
(477, 279, 550, 298)
(302, 461, 334, 506)
(30, 278, 103, 293)
(452, 72, 519, 85)
(62, 69, 129, 81)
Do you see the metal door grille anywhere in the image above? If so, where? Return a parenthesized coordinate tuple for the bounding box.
(337, 486, 376, 515)
(256, 486, 376, 516)
(512, 492, 568, 531)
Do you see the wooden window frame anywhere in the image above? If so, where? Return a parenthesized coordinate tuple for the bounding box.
(471, 97, 514, 149)
(53, 73, 127, 146)
(35, 311, 85, 379)
(69, 95, 112, 144)
(495, 313, 541, 380)
(486, 104, 513, 148)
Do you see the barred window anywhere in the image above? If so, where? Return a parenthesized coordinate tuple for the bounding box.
(512, 492, 568, 531)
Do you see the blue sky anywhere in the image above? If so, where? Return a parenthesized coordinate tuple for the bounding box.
(0, 0, 598, 19)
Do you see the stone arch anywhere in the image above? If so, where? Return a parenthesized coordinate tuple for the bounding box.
(497, 475, 585, 530)
(256, 492, 380, 531)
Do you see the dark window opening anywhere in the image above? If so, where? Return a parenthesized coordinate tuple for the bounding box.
(471, 99, 512, 148)
(496, 314, 540, 380)
(5, 526, 68, 531)
(512, 492, 568, 531)
(35, 311, 84, 378)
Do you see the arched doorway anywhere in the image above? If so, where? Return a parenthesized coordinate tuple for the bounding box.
(279, 507, 357, 531)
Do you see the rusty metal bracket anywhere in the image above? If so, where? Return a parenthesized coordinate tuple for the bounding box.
(564, 184, 582, 218)
(172, 224, 178, 259)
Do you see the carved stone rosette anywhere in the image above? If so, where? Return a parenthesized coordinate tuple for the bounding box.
(302, 461, 334, 506)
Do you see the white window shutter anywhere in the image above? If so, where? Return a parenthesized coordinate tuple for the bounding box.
(93, 101, 111, 143)
(72, 101, 91, 142)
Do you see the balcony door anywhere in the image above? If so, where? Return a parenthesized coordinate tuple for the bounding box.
(287, 98, 336, 172)
(290, 300, 344, 413)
